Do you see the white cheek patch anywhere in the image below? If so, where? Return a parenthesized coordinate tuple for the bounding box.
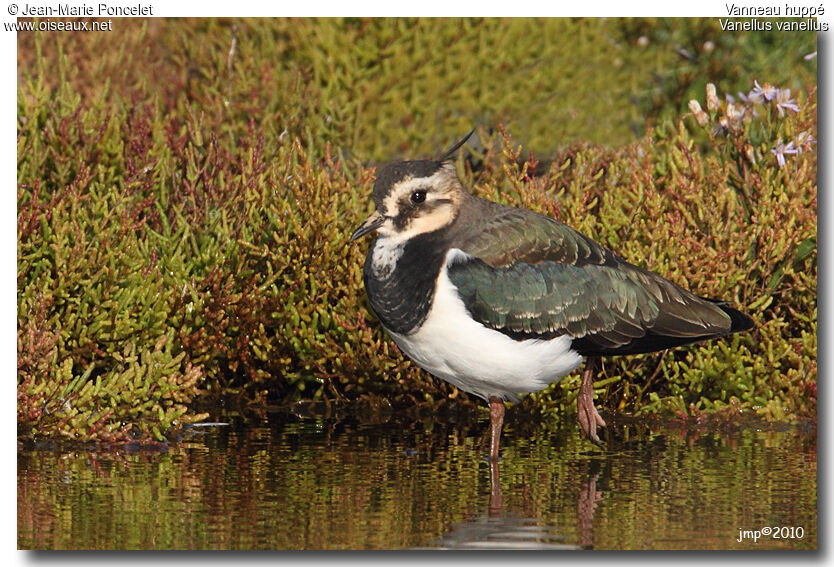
(375, 203, 455, 242)
(403, 203, 455, 236)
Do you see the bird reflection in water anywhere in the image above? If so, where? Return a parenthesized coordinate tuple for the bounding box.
(433, 459, 602, 549)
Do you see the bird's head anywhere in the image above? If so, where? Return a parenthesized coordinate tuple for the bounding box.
(350, 131, 474, 243)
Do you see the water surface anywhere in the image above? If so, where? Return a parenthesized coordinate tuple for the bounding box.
(18, 406, 817, 550)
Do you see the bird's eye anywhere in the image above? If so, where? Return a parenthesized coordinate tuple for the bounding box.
(410, 190, 427, 204)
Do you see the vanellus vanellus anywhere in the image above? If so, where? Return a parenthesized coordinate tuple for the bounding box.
(350, 132, 754, 461)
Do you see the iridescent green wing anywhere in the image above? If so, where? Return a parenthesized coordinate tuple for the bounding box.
(458, 207, 612, 268)
(449, 208, 737, 355)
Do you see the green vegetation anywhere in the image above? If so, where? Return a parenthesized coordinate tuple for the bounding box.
(17, 19, 817, 442)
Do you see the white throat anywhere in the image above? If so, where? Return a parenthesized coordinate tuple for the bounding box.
(370, 236, 406, 279)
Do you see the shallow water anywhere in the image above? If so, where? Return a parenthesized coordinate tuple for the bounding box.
(18, 407, 817, 550)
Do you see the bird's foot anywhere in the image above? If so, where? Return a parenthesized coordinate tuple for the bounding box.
(578, 359, 606, 443)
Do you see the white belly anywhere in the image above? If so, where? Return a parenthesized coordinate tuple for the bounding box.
(390, 251, 584, 401)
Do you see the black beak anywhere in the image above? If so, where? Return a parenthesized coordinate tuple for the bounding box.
(350, 211, 385, 241)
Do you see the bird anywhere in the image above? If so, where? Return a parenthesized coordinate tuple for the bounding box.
(350, 131, 754, 461)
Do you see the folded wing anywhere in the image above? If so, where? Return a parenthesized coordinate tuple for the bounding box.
(448, 207, 751, 356)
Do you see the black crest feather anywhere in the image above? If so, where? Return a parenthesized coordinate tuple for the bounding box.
(438, 128, 476, 162)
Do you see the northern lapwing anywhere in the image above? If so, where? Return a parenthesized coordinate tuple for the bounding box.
(350, 132, 754, 461)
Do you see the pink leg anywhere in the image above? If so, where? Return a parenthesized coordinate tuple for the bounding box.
(488, 396, 505, 461)
(577, 357, 606, 442)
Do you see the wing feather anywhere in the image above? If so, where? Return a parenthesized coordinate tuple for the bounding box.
(448, 207, 740, 355)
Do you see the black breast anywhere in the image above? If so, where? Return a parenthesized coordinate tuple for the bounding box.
(363, 232, 450, 335)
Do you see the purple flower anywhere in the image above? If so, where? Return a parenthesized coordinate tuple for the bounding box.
(749, 80, 778, 103)
(771, 140, 798, 168)
(775, 89, 800, 116)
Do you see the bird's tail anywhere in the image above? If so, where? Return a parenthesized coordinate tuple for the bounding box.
(709, 300, 755, 334)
